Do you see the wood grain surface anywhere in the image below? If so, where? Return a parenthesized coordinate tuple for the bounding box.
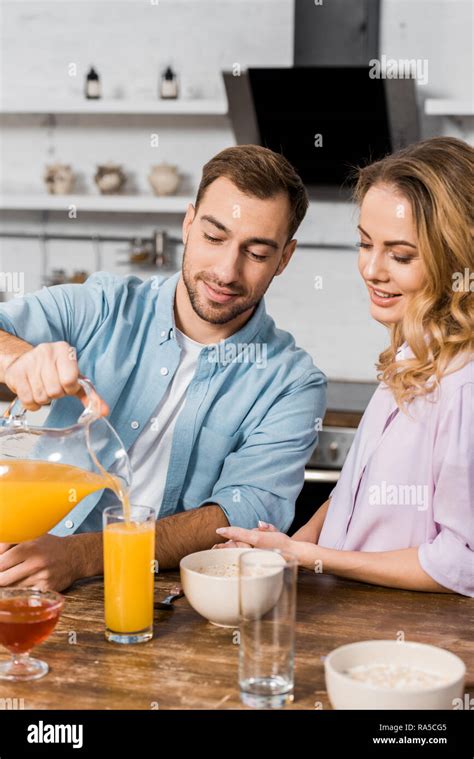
(0, 570, 472, 710)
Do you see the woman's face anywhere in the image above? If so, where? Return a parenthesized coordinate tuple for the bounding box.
(357, 183, 426, 325)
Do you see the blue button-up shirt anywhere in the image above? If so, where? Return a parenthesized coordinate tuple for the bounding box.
(0, 271, 326, 535)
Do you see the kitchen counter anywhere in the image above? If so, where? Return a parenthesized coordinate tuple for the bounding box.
(2, 570, 472, 710)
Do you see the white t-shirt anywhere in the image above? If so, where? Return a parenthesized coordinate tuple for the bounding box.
(126, 326, 204, 515)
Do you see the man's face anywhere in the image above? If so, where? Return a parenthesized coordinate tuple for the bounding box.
(181, 176, 296, 325)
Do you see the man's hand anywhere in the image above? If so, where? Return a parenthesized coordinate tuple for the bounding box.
(0, 533, 102, 592)
(4, 340, 108, 414)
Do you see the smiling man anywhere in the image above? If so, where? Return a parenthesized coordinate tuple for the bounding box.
(0, 145, 326, 591)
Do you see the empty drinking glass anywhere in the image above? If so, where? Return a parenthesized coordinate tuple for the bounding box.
(238, 549, 297, 709)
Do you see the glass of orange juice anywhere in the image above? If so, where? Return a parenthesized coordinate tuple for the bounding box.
(103, 505, 156, 644)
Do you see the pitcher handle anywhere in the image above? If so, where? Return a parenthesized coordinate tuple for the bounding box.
(2, 376, 103, 426)
(76, 377, 104, 423)
(2, 396, 27, 426)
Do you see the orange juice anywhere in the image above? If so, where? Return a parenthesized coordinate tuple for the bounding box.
(0, 459, 126, 542)
(103, 520, 155, 635)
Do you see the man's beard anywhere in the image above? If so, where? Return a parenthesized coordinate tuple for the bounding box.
(181, 243, 270, 325)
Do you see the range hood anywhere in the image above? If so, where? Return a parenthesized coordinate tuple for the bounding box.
(223, 0, 419, 190)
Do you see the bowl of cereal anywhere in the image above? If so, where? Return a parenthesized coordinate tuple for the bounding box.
(324, 640, 465, 710)
(180, 547, 286, 627)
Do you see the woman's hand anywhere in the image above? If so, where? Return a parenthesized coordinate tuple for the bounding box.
(213, 521, 292, 552)
(212, 520, 280, 549)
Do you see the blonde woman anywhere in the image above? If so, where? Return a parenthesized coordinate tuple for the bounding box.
(215, 137, 474, 597)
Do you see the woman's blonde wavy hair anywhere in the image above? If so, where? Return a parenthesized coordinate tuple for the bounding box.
(354, 136, 474, 408)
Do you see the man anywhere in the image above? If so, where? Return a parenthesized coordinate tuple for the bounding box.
(0, 145, 326, 591)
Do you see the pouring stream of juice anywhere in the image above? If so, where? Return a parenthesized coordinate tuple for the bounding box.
(0, 459, 130, 543)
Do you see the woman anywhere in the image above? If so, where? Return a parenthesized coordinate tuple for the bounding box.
(215, 137, 474, 597)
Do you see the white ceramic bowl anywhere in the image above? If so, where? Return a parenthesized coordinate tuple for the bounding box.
(325, 640, 466, 710)
(180, 547, 285, 627)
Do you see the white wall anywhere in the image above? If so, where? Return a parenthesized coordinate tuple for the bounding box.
(381, 0, 474, 141)
(0, 0, 472, 381)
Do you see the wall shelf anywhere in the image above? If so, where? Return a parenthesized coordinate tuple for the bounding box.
(0, 194, 194, 213)
(424, 99, 474, 116)
(0, 99, 228, 116)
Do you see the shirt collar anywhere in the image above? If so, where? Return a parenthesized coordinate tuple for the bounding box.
(396, 341, 413, 361)
(154, 272, 180, 345)
(154, 271, 268, 354)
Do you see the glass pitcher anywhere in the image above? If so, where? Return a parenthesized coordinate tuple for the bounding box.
(0, 377, 131, 542)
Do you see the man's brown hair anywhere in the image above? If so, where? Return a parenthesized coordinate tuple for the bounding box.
(195, 145, 309, 242)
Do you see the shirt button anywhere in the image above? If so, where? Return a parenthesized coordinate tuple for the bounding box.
(65, 519, 74, 529)
(131, 420, 140, 429)
(160, 367, 169, 376)
(160, 330, 166, 337)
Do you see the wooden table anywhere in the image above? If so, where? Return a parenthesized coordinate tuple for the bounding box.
(1, 571, 472, 710)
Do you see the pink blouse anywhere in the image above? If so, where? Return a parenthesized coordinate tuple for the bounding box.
(318, 348, 474, 597)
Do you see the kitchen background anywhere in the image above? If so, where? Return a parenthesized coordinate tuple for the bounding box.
(0, 0, 472, 381)
(0, 0, 472, 527)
